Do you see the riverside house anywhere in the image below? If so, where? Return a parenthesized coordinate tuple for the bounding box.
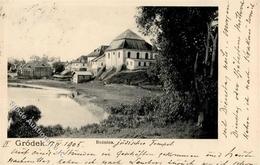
(90, 54, 105, 75)
(87, 45, 108, 75)
(86, 45, 108, 63)
(105, 29, 157, 70)
(65, 55, 88, 71)
(72, 71, 93, 83)
(18, 61, 52, 79)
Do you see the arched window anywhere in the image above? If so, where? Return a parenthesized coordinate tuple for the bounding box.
(127, 52, 131, 58)
(145, 53, 149, 59)
(138, 61, 141, 66)
(144, 62, 146, 67)
(136, 52, 140, 59)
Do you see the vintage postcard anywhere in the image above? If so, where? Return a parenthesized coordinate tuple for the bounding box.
(0, 0, 259, 164)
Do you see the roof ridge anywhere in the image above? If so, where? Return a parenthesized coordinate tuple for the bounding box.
(113, 29, 144, 41)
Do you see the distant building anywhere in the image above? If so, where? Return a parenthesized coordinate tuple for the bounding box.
(18, 61, 52, 79)
(85, 45, 108, 75)
(65, 56, 88, 71)
(90, 54, 105, 75)
(53, 70, 73, 81)
(86, 45, 109, 63)
(105, 29, 156, 70)
(72, 71, 93, 83)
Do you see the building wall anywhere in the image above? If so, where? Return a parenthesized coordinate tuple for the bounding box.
(34, 67, 52, 78)
(20, 67, 52, 79)
(105, 49, 155, 69)
(87, 57, 95, 63)
(72, 74, 92, 83)
(68, 62, 88, 71)
(105, 49, 124, 69)
(91, 57, 105, 70)
(20, 68, 34, 78)
(123, 49, 154, 60)
(126, 59, 154, 70)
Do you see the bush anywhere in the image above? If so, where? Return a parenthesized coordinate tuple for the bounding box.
(158, 92, 196, 126)
(80, 123, 107, 134)
(100, 96, 160, 129)
(39, 124, 65, 137)
(146, 62, 161, 85)
(53, 62, 65, 74)
(8, 105, 42, 138)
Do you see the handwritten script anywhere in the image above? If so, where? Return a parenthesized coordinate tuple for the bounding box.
(219, 0, 255, 141)
(1, 139, 256, 165)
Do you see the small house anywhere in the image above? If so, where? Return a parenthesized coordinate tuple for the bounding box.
(86, 45, 108, 64)
(18, 61, 52, 79)
(89, 54, 105, 75)
(72, 71, 93, 83)
(66, 56, 88, 71)
(53, 70, 73, 81)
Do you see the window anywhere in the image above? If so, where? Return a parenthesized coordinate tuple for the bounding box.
(108, 53, 110, 59)
(136, 52, 140, 59)
(113, 52, 115, 55)
(138, 62, 141, 66)
(145, 53, 149, 59)
(127, 52, 131, 58)
(144, 62, 146, 67)
(79, 68, 87, 71)
(118, 52, 120, 58)
(126, 62, 129, 66)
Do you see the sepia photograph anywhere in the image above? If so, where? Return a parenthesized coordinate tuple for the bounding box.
(6, 4, 218, 139)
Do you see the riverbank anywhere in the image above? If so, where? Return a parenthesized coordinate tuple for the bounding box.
(8, 79, 202, 138)
(8, 79, 162, 110)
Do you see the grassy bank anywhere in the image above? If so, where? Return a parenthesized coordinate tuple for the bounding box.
(8, 79, 162, 109)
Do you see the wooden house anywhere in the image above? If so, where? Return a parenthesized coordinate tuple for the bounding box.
(18, 61, 52, 79)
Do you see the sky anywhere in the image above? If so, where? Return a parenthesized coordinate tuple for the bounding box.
(3, 1, 150, 61)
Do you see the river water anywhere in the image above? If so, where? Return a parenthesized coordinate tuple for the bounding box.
(8, 83, 108, 128)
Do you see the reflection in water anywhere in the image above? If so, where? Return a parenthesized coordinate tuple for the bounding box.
(8, 84, 108, 128)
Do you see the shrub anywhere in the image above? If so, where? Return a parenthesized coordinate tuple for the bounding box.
(100, 96, 160, 129)
(158, 92, 196, 126)
(53, 62, 65, 74)
(146, 62, 161, 85)
(39, 124, 65, 137)
(8, 105, 42, 138)
(80, 123, 107, 134)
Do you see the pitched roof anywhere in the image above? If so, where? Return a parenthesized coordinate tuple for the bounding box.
(92, 54, 105, 62)
(114, 29, 144, 41)
(87, 45, 109, 57)
(72, 55, 88, 63)
(106, 29, 152, 51)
